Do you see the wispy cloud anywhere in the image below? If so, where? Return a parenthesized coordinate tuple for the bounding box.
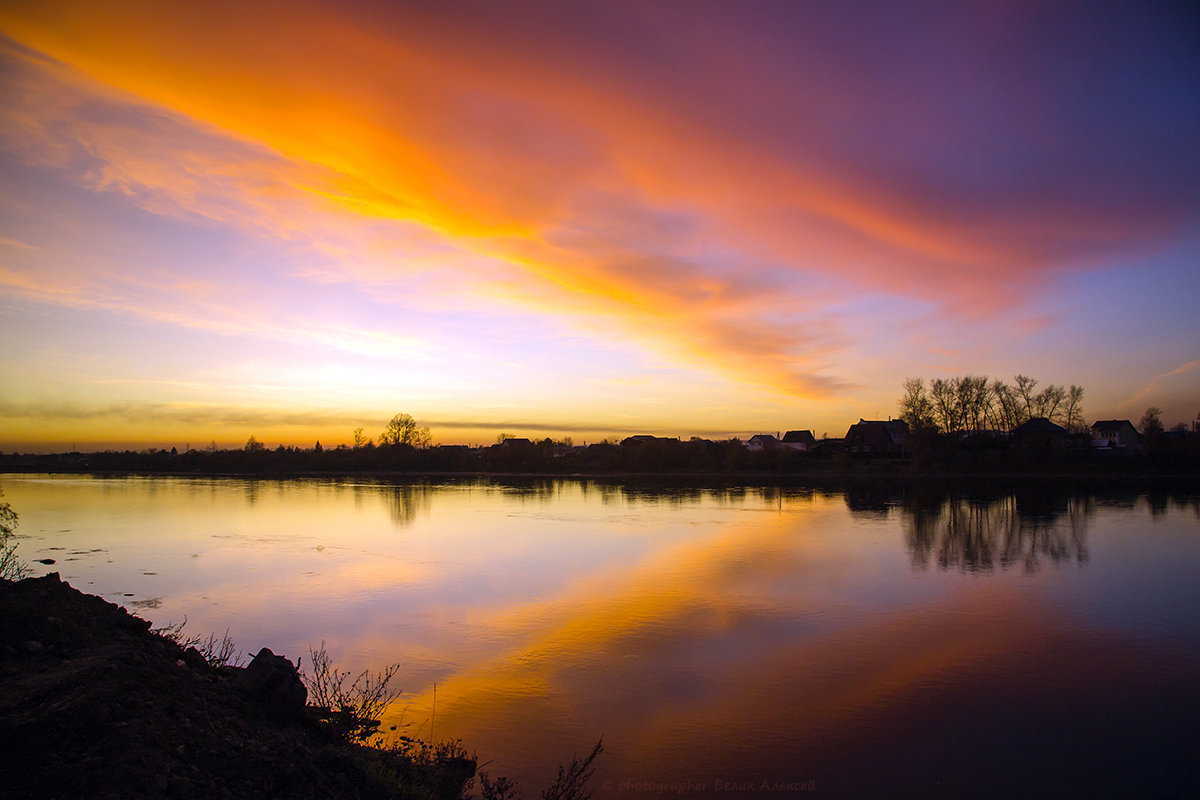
(0, 399, 752, 440)
(1, 34, 847, 397)
(1118, 359, 1200, 412)
(0, 237, 39, 250)
(0, 399, 360, 427)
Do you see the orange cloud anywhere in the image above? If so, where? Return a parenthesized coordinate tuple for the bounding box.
(2, 0, 1195, 404)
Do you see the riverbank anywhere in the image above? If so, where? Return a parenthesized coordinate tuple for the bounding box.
(0, 573, 474, 800)
(3, 465, 1199, 488)
(3, 438, 1198, 482)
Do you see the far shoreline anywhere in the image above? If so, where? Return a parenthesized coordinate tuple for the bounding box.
(2, 466, 1198, 487)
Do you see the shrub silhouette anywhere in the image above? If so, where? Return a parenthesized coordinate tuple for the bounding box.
(302, 641, 403, 744)
(0, 488, 28, 581)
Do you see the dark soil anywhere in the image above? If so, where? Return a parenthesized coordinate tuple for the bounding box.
(0, 573, 472, 800)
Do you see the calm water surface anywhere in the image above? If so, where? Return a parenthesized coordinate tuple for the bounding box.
(4, 475, 1199, 797)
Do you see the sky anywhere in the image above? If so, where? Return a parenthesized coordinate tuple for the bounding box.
(0, 0, 1197, 450)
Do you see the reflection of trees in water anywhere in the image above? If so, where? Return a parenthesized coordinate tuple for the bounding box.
(842, 485, 903, 519)
(496, 479, 562, 505)
(602, 484, 817, 509)
(1087, 487, 1200, 519)
(756, 486, 816, 509)
(363, 483, 433, 528)
(592, 481, 623, 506)
(903, 492, 1094, 573)
(1174, 494, 1200, 518)
(1142, 489, 1200, 519)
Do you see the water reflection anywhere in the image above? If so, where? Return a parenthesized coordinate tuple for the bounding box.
(1143, 487, 1200, 518)
(902, 492, 1093, 572)
(3, 475, 1199, 798)
(373, 483, 433, 528)
(842, 484, 897, 518)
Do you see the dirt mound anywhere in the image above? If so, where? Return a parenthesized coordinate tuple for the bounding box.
(0, 573, 470, 799)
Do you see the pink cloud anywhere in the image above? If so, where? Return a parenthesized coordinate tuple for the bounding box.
(2, 0, 1196, 402)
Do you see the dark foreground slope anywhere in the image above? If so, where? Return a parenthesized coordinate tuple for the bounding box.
(0, 574, 472, 800)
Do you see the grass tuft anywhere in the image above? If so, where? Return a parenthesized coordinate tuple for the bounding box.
(152, 617, 245, 667)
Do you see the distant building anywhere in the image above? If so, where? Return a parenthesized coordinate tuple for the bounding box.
(1012, 417, 1068, 451)
(844, 419, 908, 455)
(808, 437, 844, 457)
(620, 435, 658, 446)
(781, 430, 816, 451)
(747, 434, 780, 451)
(1090, 420, 1141, 450)
(497, 437, 533, 449)
(619, 435, 680, 447)
(619, 434, 686, 448)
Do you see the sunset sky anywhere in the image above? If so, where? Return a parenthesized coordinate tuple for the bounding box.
(1, 0, 1197, 450)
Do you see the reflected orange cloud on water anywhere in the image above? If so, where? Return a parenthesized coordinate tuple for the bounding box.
(392, 519, 1074, 791)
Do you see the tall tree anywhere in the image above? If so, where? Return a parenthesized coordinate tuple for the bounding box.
(379, 413, 432, 448)
(956, 375, 991, 432)
(989, 379, 1022, 431)
(1063, 385, 1085, 432)
(931, 378, 960, 433)
(1014, 375, 1039, 420)
(899, 377, 936, 431)
(1036, 385, 1067, 423)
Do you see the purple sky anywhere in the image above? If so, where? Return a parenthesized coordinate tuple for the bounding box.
(1, 0, 1197, 448)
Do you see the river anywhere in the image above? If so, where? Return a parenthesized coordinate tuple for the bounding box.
(3, 475, 1198, 797)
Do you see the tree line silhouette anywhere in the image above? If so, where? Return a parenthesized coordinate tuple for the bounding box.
(2, 380, 1198, 474)
(895, 373, 1199, 468)
(899, 374, 1086, 434)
